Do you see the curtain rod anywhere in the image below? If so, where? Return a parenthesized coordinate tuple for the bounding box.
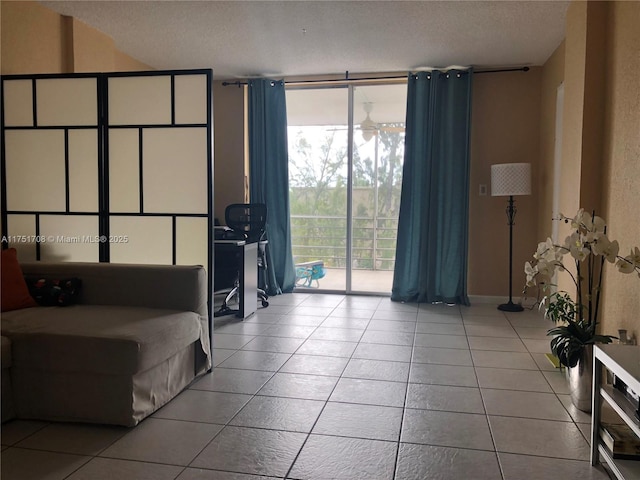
(221, 67, 530, 87)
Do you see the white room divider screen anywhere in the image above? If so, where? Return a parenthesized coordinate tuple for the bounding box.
(1, 69, 214, 318)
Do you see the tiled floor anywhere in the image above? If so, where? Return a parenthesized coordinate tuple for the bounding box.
(1, 293, 615, 479)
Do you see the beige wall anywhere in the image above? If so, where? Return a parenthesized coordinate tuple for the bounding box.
(468, 70, 541, 296)
(554, 1, 607, 295)
(69, 17, 114, 72)
(212, 82, 247, 221)
(113, 49, 152, 72)
(580, 1, 607, 214)
(1, 1, 66, 74)
(559, 1, 588, 227)
(0, 1, 150, 75)
(556, 0, 607, 221)
(599, 1, 640, 337)
(545, 1, 639, 337)
(71, 17, 151, 72)
(538, 41, 565, 241)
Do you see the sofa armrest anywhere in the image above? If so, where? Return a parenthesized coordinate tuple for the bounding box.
(20, 262, 208, 318)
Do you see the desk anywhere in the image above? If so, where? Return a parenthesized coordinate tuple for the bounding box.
(214, 240, 258, 319)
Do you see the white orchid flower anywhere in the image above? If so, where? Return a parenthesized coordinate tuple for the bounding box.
(592, 216, 606, 233)
(553, 244, 567, 260)
(570, 209, 585, 229)
(579, 210, 593, 230)
(525, 261, 538, 286)
(550, 248, 564, 263)
(577, 211, 603, 233)
(529, 209, 639, 322)
(533, 247, 544, 260)
(616, 248, 640, 273)
(603, 239, 620, 263)
(563, 233, 589, 261)
(535, 239, 551, 258)
(570, 243, 589, 262)
(535, 260, 555, 284)
(534, 238, 559, 263)
(617, 256, 636, 274)
(564, 233, 580, 250)
(592, 234, 609, 255)
(584, 231, 597, 244)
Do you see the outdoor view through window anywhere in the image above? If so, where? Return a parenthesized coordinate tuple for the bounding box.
(286, 83, 407, 293)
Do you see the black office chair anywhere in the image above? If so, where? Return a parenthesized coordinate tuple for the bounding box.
(215, 203, 269, 317)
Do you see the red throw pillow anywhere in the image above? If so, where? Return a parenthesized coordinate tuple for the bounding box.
(1, 248, 37, 312)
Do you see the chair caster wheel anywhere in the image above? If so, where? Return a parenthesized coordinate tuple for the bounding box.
(261, 300, 269, 307)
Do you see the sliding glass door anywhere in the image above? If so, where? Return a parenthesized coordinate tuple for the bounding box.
(286, 82, 406, 294)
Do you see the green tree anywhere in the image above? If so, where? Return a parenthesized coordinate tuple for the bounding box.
(288, 123, 404, 270)
(289, 127, 348, 215)
(376, 123, 404, 217)
(288, 127, 349, 266)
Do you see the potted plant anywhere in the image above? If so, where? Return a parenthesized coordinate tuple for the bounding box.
(524, 209, 639, 411)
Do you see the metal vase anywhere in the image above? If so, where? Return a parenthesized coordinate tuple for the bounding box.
(566, 345, 593, 413)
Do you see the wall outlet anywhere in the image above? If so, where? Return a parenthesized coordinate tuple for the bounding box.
(479, 184, 487, 196)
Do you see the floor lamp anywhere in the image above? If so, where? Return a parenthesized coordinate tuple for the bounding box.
(491, 163, 531, 312)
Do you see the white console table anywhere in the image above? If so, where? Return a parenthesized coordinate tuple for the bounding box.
(591, 344, 640, 479)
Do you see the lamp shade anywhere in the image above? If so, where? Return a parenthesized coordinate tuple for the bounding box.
(491, 163, 531, 196)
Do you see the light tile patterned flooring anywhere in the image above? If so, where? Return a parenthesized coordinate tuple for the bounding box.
(1, 293, 615, 479)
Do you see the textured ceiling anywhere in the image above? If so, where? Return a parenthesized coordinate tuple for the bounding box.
(40, 0, 569, 80)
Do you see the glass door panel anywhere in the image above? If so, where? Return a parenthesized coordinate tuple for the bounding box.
(351, 84, 407, 293)
(286, 87, 348, 291)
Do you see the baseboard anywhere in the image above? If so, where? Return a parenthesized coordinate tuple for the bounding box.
(468, 295, 506, 305)
(469, 295, 538, 308)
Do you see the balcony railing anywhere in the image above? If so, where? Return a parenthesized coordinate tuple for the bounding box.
(291, 214, 399, 270)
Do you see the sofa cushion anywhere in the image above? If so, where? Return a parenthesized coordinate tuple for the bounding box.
(1, 305, 202, 375)
(1, 336, 11, 368)
(1, 248, 37, 312)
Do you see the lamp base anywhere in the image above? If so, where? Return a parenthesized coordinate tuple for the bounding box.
(497, 302, 524, 312)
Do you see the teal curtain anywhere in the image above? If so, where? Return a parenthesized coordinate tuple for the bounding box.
(392, 70, 472, 305)
(248, 79, 296, 294)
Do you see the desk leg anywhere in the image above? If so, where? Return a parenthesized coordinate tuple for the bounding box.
(238, 242, 258, 319)
(591, 354, 602, 465)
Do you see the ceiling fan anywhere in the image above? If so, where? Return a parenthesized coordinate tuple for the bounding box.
(320, 103, 405, 140)
(360, 103, 378, 142)
(360, 103, 404, 142)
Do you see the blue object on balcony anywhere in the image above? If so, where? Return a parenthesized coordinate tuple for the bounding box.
(295, 261, 326, 288)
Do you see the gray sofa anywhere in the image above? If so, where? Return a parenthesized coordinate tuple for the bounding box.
(1, 262, 211, 427)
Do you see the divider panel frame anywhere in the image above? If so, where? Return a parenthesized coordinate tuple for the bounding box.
(1, 69, 215, 326)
